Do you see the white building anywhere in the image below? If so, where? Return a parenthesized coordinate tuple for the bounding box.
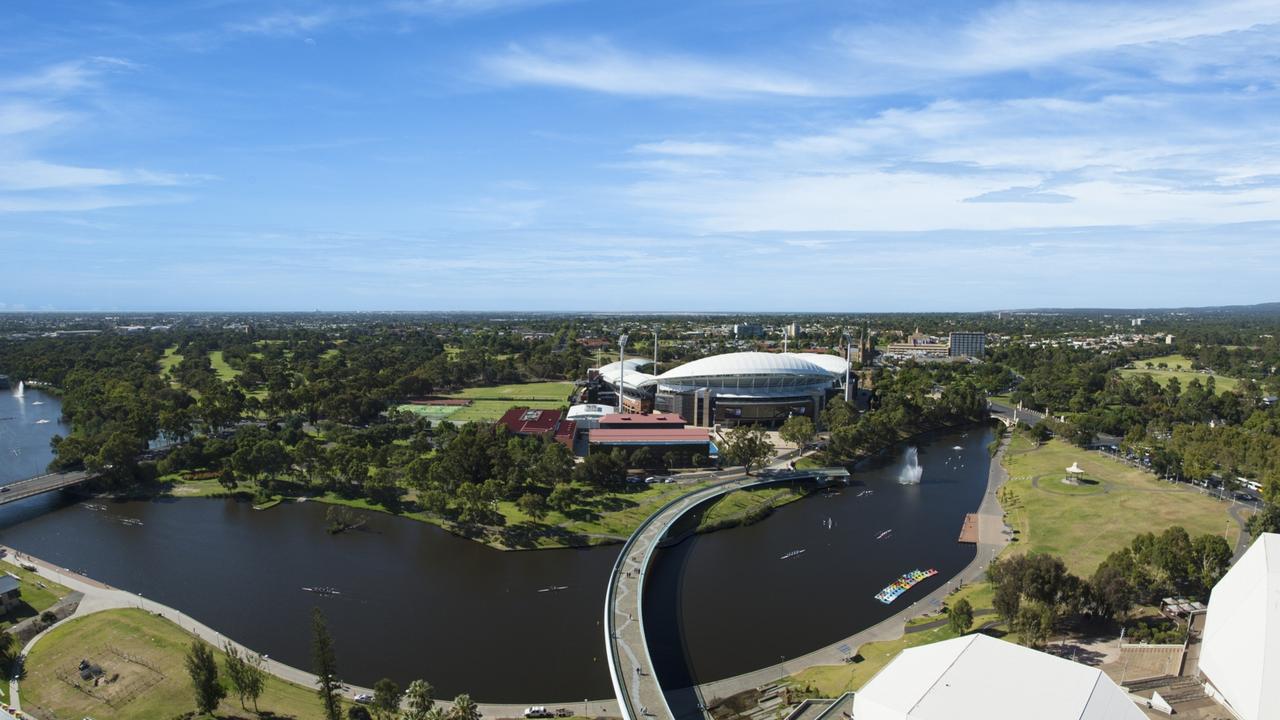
(853, 633, 1144, 720)
(1199, 533, 1280, 720)
(566, 403, 616, 431)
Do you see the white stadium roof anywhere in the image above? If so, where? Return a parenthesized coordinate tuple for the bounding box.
(1199, 532, 1280, 720)
(853, 634, 1144, 720)
(657, 351, 846, 382)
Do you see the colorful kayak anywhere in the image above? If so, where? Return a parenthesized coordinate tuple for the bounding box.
(874, 568, 938, 604)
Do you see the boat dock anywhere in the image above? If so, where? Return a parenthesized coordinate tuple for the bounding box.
(958, 513, 979, 543)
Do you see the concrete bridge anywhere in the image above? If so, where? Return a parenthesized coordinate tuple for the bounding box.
(604, 468, 846, 720)
(0, 471, 94, 505)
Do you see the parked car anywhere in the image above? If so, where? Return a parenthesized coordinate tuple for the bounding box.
(524, 707, 553, 718)
(353, 693, 374, 704)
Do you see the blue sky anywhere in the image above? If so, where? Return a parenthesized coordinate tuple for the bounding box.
(1, 0, 1278, 312)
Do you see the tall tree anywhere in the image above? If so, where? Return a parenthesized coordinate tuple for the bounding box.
(185, 640, 226, 715)
(779, 415, 816, 449)
(404, 679, 436, 720)
(312, 607, 342, 720)
(948, 598, 974, 635)
(224, 641, 267, 712)
(450, 694, 481, 720)
(373, 677, 403, 720)
(721, 424, 774, 473)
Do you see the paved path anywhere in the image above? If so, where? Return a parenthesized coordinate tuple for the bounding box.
(3, 547, 618, 719)
(689, 435, 1013, 706)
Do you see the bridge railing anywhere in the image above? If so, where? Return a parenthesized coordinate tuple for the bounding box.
(604, 475, 744, 720)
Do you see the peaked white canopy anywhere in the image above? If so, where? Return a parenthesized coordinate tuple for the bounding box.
(1199, 533, 1280, 720)
(853, 634, 1144, 720)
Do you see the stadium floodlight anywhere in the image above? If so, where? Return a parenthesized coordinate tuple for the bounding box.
(618, 334, 629, 413)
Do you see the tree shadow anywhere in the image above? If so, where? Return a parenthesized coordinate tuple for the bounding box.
(496, 521, 592, 549)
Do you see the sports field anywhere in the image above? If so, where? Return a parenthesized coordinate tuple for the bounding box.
(1118, 353, 1239, 393)
(398, 381, 574, 423)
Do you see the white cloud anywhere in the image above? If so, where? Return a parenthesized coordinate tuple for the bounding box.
(0, 160, 188, 192)
(840, 0, 1280, 78)
(482, 41, 830, 98)
(228, 10, 340, 36)
(388, 0, 569, 16)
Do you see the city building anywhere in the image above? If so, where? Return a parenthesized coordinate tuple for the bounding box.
(592, 351, 850, 428)
(495, 407, 574, 448)
(565, 403, 615, 431)
(948, 331, 986, 358)
(733, 323, 764, 339)
(853, 633, 1144, 720)
(885, 328, 949, 357)
(1198, 532, 1280, 720)
(587, 426, 713, 465)
(598, 413, 686, 430)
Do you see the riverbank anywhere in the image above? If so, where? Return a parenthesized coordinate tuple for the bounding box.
(2, 545, 621, 719)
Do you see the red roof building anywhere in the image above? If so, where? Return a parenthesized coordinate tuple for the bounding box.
(598, 413, 687, 430)
(588, 427, 710, 445)
(496, 407, 564, 437)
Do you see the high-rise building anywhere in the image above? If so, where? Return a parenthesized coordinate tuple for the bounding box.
(948, 331, 986, 358)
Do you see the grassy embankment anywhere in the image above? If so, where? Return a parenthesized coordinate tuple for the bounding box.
(396, 381, 575, 423)
(780, 432, 1239, 694)
(21, 608, 339, 720)
(0, 560, 73, 702)
(695, 484, 810, 533)
(1117, 353, 1240, 394)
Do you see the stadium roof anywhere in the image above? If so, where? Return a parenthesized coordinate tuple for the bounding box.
(1200, 533, 1280, 720)
(786, 352, 850, 376)
(658, 351, 844, 382)
(853, 634, 1144, 720)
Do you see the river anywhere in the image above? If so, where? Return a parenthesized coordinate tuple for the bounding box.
(0, 389, 993, 702)
(0, 384, 66, 485)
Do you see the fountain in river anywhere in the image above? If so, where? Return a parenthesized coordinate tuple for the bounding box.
(13, 381, 23, 398)
(898, 446, 923, 484)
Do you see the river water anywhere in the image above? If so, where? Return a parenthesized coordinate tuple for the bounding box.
(0, 385, 66, 485)
(0, 389, 992, 703)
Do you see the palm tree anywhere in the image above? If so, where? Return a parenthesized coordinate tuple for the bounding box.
(450, 694, 480, 720)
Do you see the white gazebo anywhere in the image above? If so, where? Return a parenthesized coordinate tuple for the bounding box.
(1064, 462, 1086, 484)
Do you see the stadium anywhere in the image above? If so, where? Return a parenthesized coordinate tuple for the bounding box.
(589, 351, 852, 428)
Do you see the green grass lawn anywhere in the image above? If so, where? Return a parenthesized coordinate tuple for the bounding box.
(447, 381, 575, 401)
(208, 350, 242, 383)
(0, 559, 72, 631)
(22, 608, 340, 720)
(158, 345, 183, 381)
(696, 485, 807, 532)
(1118, 353, 1240, 393)
(1000, 438, 1239, 575)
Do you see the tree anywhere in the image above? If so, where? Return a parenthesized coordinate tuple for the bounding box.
(1089, 554, 1138, 621)
(779, 415, 816, 448)
(373, 677, 403, 720)
(1016, 602, 1054, 648)
(721, 424, 774, 473)
(349, 707, 374, 720)
(517, 492, 548, 520)
(404, 679, 436, 720)
(450, 694, 481, 720)
(224, 641, 267, 711)
(185, 640, 226, 714)
(312, 607, 342, 720)
(547, 483, 575, 513)
(948, 597, 974, 635)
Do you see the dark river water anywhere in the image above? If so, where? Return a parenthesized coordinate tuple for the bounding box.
(0, 385, 66, 485)
(644, 426, 990, 691)
(0, 388, 992, 702)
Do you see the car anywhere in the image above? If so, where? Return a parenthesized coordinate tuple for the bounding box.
(524, 707, 552, 718)
(353, 693, 374, 704)
(644, 476, 661, 484)
(0, 487, 9, 493)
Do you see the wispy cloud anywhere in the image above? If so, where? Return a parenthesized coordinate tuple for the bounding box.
(482, 40, 830, 98)
(227, 10, 340, 36)
(839, 0, 1280, 79)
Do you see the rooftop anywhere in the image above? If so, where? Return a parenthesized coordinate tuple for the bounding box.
(496, 407, 564, 435)
(588, 428, 710, 444)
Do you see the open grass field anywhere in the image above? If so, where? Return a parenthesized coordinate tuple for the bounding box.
(21, 608, 336, 720)
(1117, 353, 1240, 393)
(396, 381, 577, 423)
(1000, 437, 1239, 574)
(158, 345, 183, 379)
(0, 559, 72, 631)
(208, 350, 242, 383)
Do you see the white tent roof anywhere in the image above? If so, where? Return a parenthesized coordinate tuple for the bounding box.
(1199, 533, 1280, 720)
(785, 352, 850, 376)
(853, 634, 1144, 720)
(657, 351, 839, 382)
(595, 358, 656, 390)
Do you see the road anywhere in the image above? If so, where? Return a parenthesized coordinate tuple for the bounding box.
(0, 471, 93, 505)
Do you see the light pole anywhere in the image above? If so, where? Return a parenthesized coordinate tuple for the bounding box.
(618, 334, 629, 414)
